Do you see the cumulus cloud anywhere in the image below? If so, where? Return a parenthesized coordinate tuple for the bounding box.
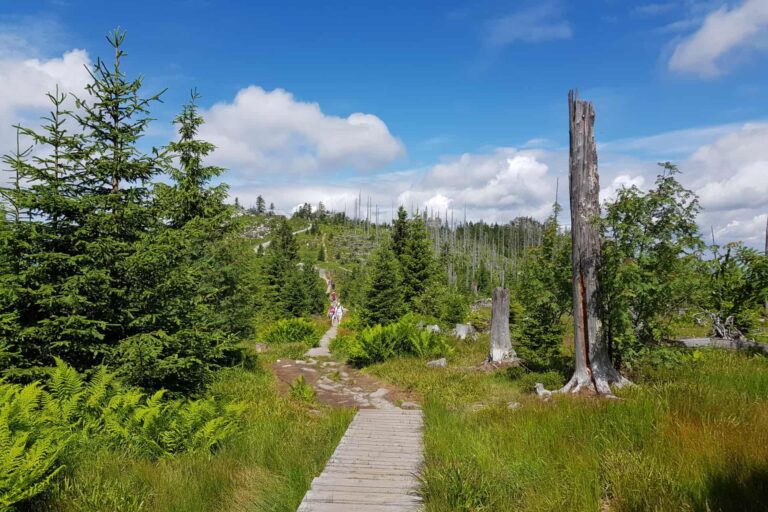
(200, 86, 404, 174)
(600, 174, 647, 203)
(599, 122, 768, 248)
(230, 147, 564, 227)
(668, 0, 768, 77)
(485, 4, 572, 46)
(684, 124, 768, 246)
(0, 49, 91, 154)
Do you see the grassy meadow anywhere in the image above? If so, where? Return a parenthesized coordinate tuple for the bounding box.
(363, 335, 768, 512)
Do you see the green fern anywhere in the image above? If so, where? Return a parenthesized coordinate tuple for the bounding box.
(0, 360, 246, 509)
(0, 381, 69, 509)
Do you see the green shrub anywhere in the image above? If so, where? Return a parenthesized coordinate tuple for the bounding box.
(408, 330, 455, 360)
(518, 371, 564, 393)
(505, 365, 529, 380)
(348, 324, 400, 366)
(465, 308, 491, 332)
(347, 314, 454, 366)
(289, 375, 315, 403)
(262, 318, 318, 346)
(329, 332, 357, 358)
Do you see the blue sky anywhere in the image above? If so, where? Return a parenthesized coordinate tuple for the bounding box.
(1, 0, 768, 245)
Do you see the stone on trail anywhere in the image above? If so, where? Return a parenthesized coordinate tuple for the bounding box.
(426, 358, 447, 368)
(369, 388, 389, 398)
(401, 401, 421, 409)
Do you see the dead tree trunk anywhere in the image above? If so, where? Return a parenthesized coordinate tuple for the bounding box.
(488, 287, 517, 362)
(560, 90, 629, 395)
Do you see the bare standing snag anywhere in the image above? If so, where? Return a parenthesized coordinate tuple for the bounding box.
(559, 90, 630, 395)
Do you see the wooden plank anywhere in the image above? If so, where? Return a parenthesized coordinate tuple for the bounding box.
(297, 408, 424, 511)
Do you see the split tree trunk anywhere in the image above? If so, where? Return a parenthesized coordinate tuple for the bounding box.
(489, 287, 516, 362)
(560, 90, 629, 395)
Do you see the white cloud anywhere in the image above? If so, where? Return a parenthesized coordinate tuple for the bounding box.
(599, 122, 752, 158)
(688, 123, 768, 213)
(599, 122, 768, 248)
(600, 174, 646, 203)
(230, 147, 563, 227)
(0, 48, 91, 156)
(485, 4, 572, 46)
(200, 86, 404, 174)
(668, 0, 768, 77)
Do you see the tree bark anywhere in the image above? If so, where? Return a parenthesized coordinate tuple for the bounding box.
(560, 90, 629, 395)
(489, 287, 516, 362)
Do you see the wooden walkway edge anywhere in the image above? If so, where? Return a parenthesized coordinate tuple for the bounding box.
(297, 409, 424, 512)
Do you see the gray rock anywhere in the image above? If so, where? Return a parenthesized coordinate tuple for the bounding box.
(507, 401, 522, 410)
(427, 357, 447, 368)
(426, 324, 441, 333)
(400, 401, 421, 409)
(452, 323, 477, 341)
(369, 388, 389, 398)
(254, 342, 270, 353)
(535, 383, 552, 401)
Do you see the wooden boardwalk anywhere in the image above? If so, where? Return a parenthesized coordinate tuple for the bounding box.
(297, 409, 424, 512)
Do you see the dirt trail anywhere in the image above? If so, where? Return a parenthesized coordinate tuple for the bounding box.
(271, 354, 418, 409)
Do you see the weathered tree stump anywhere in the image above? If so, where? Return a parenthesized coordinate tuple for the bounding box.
(488, 287, 517, 362)
(559, 90, 629, 395)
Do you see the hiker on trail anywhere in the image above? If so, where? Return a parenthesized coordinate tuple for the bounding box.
(329, 304, 336, 322)
(334, 304, 344, 325)
(331, 291, 337, 302)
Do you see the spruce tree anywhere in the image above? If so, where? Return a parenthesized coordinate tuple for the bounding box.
(70, 28, 165, 368)
(400, 216, 434, 304)
(256, 195, 266, 215)
(360, 244, 404, 326)
(391, 206, 408, 258)
(116, 90, 244, 392)
(0, 86, 107, 376)
(156, 90, 227, 227)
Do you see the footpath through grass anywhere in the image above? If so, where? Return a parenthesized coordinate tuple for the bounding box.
(40, 349, 353, 512)
(367, 338, 768, 512)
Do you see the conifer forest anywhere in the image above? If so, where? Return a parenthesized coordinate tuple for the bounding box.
(2, 8, 768, 512)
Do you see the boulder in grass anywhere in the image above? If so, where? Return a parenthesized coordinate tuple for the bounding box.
(452, 323, 477, 341)
(427, 357, 447, 368)
(426, 324, 441, 334)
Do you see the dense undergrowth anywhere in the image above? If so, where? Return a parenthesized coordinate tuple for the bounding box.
(23, 348, 352, 512)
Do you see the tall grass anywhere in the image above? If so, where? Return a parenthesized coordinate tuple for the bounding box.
(370, 342, 768, 511)
(39, 364, 353, 512)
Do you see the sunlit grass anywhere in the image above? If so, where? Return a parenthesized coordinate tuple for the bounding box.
(368, 340, 768, 512)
